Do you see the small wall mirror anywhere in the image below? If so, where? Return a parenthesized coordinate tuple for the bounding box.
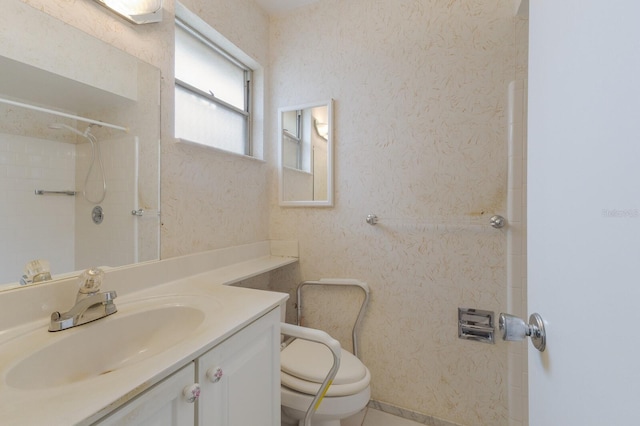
(278, 99, 333, 207)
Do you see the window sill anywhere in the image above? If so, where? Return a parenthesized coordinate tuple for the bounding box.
(283, 165, 312, 176)
(175, 137, 266, 163)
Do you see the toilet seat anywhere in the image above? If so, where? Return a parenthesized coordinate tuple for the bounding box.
(281, 338, 371, 397)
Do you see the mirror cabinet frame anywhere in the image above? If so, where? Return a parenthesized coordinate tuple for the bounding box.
(278, 99, 334, 207)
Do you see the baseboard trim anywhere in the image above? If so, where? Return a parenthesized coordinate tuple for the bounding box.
(368, 400, 466, 426)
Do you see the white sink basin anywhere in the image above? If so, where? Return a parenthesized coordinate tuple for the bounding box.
(5, 300, 206, 390)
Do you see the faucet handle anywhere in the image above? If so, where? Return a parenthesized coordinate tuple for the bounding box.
(77, 267, 104, 295)
(20, 259, 52, 285)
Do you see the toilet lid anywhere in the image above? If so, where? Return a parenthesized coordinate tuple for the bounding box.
(281, 365, 371, 397)
(281, 338, 368, 386)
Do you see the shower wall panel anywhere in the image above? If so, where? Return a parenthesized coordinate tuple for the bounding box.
(0, 133, 75, 284)
(74, 135, 137, 270)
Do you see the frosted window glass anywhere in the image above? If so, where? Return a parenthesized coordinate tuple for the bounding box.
(175, 86, 247, 155)
(283, 133, 300, 169)
(175, 25, 245, 110)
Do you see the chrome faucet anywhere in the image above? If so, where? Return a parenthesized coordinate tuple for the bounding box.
(49, 268, 117, 332)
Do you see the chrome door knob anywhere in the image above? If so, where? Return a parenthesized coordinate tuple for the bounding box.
(499, 312, 546, 352)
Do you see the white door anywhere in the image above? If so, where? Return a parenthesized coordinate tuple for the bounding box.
(528, 1, 640, 424)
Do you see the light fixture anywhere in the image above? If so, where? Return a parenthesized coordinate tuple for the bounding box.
(94, 0, 163, 24)
(314, 119, 329, 140)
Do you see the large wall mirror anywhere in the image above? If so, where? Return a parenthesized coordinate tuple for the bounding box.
(0, 1, 160, 291)
(278, 99, 333, 207)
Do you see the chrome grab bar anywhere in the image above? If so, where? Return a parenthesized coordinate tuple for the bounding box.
(296, 279, 370, 358)
(365, 213, 507, 229)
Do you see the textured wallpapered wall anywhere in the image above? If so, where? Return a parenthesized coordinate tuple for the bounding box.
(160, 0, 272, 257)
(268, 1, 521, 425)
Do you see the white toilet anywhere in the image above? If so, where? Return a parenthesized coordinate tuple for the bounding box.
(280, 338, 371, 426)
(280, 279, 371, 426)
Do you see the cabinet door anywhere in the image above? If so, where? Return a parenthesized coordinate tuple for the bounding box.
(197, 308, 280, 426)
(96, 363, 197, 426)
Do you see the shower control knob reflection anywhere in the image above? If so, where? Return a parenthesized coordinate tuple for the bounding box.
(92, 206, 104, 225)
(499, 312, 546, 352)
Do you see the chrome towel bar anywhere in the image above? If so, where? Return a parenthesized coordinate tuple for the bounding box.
(34, 190, 77, 196)
(365, 213, 506, 229)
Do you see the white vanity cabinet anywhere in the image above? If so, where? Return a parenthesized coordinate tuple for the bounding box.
(95, 308, 281, 426)
(96, 363, 197, 425)
(197, 308, 281, 425)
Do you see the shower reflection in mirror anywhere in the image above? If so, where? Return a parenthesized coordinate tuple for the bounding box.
(278, 99, 333, 207)
(0, 2, 161, 292)
(49, 123, 107, 205)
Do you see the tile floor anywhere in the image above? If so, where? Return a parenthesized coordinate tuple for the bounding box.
(361, 408, 423, 426)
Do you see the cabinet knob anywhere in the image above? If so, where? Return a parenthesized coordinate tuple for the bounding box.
(206, 367, 224, 383)
(183, 383, 201, 403)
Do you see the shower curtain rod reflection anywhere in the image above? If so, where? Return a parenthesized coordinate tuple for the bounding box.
(365, 214, 506, 229)
(0, 97, 129, 133)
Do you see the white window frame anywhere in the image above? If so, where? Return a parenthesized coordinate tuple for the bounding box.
(175, 2, 264, 159)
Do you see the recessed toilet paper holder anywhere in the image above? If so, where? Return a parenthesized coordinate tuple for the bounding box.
(498, 312, 546, 352)
(458, 308, 495, 344)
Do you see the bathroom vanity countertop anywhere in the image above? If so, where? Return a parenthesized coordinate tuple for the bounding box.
(0, 278, 288, 425)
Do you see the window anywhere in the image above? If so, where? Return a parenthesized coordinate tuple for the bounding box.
(174, 19, 252, 156)
(282, 109, 303, 170)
